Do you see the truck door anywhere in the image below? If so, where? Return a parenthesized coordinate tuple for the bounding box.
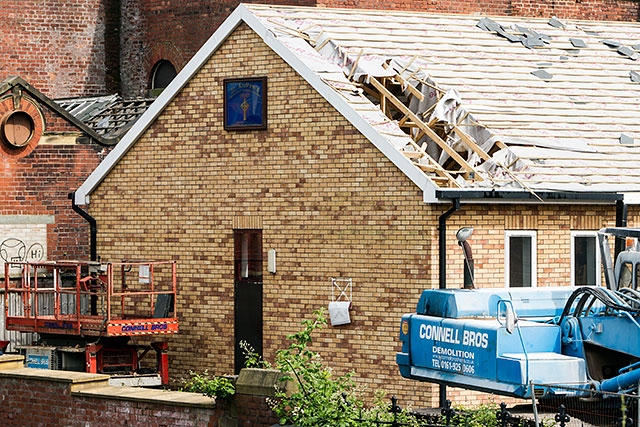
(233, 229, 263, 374)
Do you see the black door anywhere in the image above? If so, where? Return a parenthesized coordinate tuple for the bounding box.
(234, 229, 263, 374)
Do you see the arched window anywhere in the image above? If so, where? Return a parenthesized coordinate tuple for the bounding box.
(149, 60, 177, 96)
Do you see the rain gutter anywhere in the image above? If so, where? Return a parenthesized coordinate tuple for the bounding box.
(436, 189, 623, 203)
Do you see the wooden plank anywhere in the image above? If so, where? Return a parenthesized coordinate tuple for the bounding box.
(368, 76, 481, 178)
(452, 125, 491, 161)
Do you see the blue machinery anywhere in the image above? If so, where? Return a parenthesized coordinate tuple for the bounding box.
(397, 228, 640, 399)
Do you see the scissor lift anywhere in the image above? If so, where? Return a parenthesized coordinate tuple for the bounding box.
(3, 260, 178, 386)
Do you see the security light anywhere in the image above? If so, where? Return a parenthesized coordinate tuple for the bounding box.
(456, 227, 474, 243)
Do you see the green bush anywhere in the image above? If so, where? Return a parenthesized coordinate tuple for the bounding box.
(268, 308, 420, 427)
(180, 370, 235, 399)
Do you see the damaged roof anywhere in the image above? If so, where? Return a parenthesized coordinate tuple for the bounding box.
(75, 4, 640, 205)
(57, 95, 155, 140)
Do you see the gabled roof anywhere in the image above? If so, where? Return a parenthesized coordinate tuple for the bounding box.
(75, 4, 640, 205)
(0, 76, 121, 146)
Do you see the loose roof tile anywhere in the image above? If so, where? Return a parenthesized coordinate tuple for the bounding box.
(569, 38, 587, 48)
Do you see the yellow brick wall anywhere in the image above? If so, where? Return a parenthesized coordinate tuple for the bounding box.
(87, 23, 633, 409)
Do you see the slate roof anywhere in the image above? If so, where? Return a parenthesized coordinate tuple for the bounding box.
(75, 4, 640, 205)
(57, 96, 155, 140)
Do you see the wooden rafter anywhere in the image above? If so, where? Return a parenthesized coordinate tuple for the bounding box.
(368, 76, 482, 181)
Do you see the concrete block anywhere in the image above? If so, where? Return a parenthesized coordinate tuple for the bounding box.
(235, 368, 291, 397)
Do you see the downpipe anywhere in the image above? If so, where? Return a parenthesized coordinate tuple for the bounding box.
(439, 198, 460, 290)
(68, 192, 97, 261)
(437, 198, 461, 408)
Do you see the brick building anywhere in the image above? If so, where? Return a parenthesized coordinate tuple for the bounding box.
(0, 0, 639, 412)
(72, 4, 640, 407)
(0, 76, 153, 347)
(0, 77, 114, 264)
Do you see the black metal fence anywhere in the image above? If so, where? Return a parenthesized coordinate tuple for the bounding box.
(345, 397, 562, 427)
(350, 393, 640, 427)
(272, 390, 640, 426)
(532, 383, 639, 427)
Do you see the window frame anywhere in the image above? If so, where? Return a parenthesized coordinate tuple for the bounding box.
(504, 230, 537, 288)
(570, 230, 601, 287)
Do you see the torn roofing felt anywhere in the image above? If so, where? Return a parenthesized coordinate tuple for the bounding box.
(244, 5, 640, 197)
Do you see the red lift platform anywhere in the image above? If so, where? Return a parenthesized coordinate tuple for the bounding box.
(3, 260, 178, 386)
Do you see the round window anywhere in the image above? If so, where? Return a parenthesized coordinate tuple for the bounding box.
(1, 110, 35, 148)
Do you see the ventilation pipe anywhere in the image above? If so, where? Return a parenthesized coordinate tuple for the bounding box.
(68, 192, 97, 261)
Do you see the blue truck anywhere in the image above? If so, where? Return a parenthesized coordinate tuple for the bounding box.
(397, 228, 640, 399)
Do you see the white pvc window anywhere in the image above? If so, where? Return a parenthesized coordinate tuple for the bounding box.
(505, 230, 537, 288)
(571, 231, 601, 287)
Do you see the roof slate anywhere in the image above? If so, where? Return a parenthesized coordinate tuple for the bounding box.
(57, 96, 155, 140)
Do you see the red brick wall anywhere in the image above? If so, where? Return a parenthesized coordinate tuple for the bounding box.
(0, 96, 107, 262)
(316, 0, 639, 20)
(234, 394, 280, 426)
(0, 366, 282, 427)
(0, 376, 221, 426)
(0, 0, 120, 99)
(0, 144, 104, 261)
(121, 0, 316, 97)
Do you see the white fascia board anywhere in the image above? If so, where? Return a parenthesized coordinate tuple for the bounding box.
(74, 6, 250, 205)
(242, 11, 435, 200)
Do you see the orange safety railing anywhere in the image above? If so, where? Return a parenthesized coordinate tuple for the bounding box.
(3, 260, 178, 337)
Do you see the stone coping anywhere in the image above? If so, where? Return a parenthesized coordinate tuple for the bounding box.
(0, 354, 215, 408)
(74, 385, 217, 408)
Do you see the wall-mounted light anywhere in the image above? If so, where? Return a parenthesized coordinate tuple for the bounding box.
(456, 227, 474, 243)
(267, 249, 276, 274)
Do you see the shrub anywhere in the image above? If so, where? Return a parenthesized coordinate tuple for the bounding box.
(180, 370, 235, 399)
(268, 308, 420, 427)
